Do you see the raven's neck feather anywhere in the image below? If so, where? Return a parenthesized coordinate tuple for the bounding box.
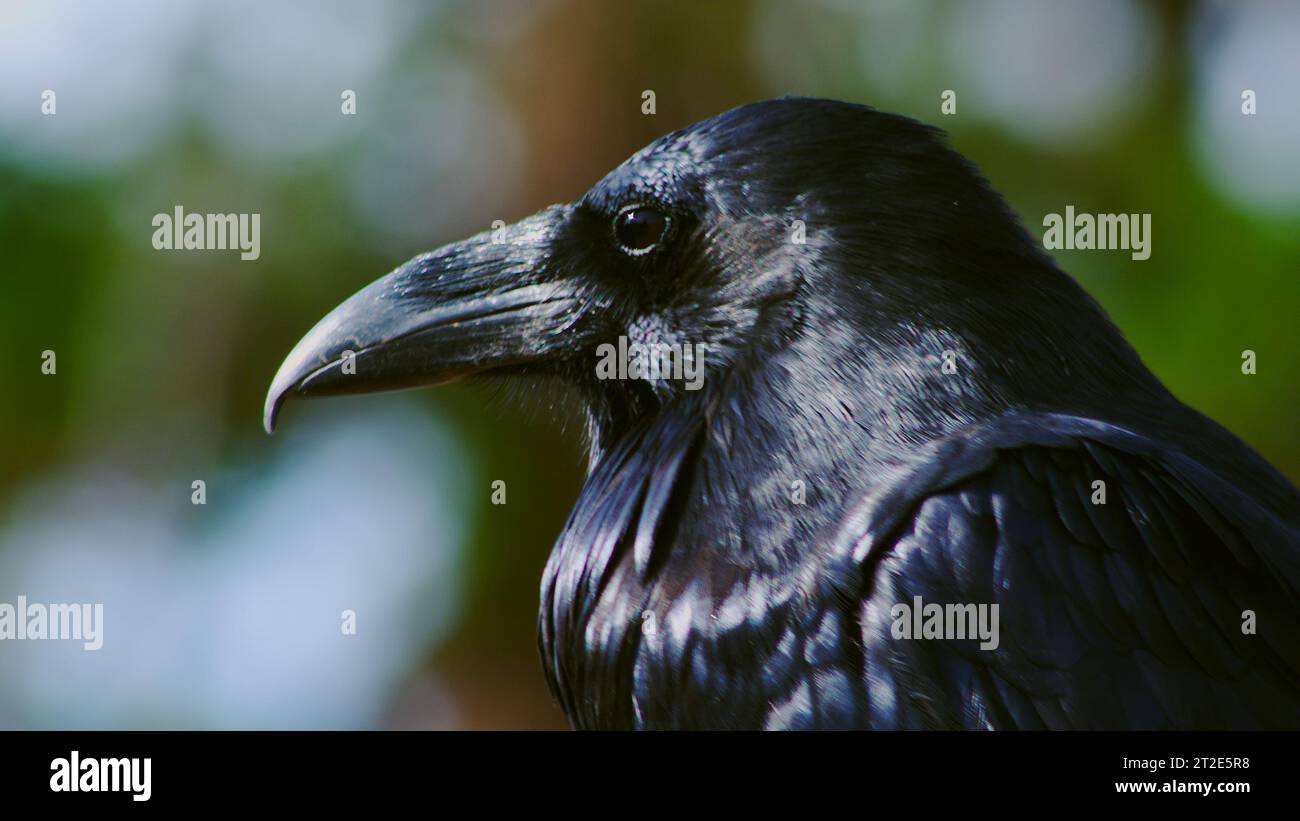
(540, 246, 1178, 724)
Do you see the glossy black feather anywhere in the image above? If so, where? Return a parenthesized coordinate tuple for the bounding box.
(524, 99, 1300, 729)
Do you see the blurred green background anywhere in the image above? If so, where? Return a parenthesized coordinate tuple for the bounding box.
(0, 0, 1296, 729)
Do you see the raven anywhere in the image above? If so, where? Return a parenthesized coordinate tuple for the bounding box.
(265, 98, 1300, 729)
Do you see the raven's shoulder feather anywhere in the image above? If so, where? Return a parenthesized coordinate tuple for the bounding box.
(822, 412, 1300, 728)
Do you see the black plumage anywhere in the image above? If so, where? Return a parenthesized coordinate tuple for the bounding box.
(265, 98, 1300, 729)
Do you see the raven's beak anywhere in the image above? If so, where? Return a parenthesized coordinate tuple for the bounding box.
(264, 206, 586, 433)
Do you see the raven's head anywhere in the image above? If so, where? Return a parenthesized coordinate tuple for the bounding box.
(266, 98, 1160, 454)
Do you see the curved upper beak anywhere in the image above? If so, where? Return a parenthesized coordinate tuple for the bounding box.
(264, 206, 586, 433)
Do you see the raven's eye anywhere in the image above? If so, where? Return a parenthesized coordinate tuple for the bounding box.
(613, 206, 668, 255)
